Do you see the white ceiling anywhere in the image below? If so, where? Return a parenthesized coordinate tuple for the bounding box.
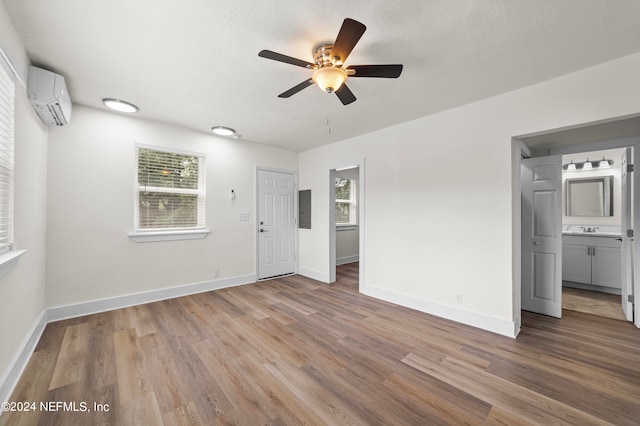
(3, 0, 640, 152)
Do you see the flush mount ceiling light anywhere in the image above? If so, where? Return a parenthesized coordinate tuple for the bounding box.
(102, 98, 138, 113)
(562, 157, 614, 171)
(211, 126, 236, 137)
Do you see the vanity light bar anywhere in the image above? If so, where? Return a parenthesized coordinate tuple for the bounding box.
(562, 158, 613, 171)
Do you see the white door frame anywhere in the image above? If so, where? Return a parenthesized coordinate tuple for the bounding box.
(621, 147, 634, 320)
(255, 166, 298, 280)
(329, 158, 365, 291)
(513, 122, 640, 334)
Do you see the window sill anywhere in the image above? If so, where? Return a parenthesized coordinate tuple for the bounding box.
(129, 229, 210, 243)
(0, 249, 27, 277)
(336, 224, 358, 231)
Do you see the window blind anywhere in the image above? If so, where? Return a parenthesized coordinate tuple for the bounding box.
(0, 63, 15, 254)
(135, 146, 205, 231)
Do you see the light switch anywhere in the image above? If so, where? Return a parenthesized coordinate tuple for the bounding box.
(239, 212, 250, 221)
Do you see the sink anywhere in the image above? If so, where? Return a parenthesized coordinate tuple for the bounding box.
(562, 225, 621, 237)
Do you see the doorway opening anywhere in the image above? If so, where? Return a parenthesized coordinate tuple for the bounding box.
(515, 115, 640, 334)
(334, 167, 360, 265)
(329, 161, 365, 290)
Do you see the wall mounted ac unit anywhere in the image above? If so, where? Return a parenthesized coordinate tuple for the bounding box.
(27, 65, 72, 126)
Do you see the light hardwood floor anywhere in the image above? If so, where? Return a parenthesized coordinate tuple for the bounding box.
(562, 286, 627, 321)
(2, 262, 640, 425)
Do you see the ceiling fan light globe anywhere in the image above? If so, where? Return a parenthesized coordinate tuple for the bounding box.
(312, 67, 347, 93)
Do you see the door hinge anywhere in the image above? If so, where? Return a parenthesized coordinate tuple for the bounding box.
(627, 229, 634, 238)
(629, 295, 635, 304)
(293, 254, 297, 261)
(627, 164, 634, 173)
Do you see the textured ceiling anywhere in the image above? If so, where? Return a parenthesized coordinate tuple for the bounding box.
(3, 0, 640, 152)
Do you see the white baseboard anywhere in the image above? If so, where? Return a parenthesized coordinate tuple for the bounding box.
(0, 310, 48, 405)
(336, 255, 359, 265)
(0, 274, 258, 406)
(360, 284, 517, 338)
(48, 274, 257, 322)
(298, 266, 329, 283)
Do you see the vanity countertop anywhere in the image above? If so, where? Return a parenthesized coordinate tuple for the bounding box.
(562, 225, 621, 238)
(562, 231, 621, 238)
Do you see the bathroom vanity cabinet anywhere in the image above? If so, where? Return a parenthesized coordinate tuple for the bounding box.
(562, 235, 621, 290)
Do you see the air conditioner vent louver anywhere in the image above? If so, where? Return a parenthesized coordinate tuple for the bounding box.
(46, 103, 65, 126)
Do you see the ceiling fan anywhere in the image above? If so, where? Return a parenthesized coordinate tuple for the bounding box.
(258, 18, 403, 105)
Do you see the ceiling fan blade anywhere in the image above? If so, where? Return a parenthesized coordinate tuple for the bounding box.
(335, 84, 356, 105)
(278, 79, 315, 98)
(330, 18, 366, 65)
(346, 64, 403, 78)
(258, 50, 315, 69)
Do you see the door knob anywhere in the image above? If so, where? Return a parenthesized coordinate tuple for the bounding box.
(533, 241, 540, 246)
(260, 229, 266, 233)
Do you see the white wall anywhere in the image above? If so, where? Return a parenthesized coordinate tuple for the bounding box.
(0, 1, 49, 399)
(299, 53, 640, 337)
(46, 105, 297, 309)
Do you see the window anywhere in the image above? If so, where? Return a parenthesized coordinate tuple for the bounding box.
(135, 145, 205, 233)
(335, 177, 356, 226)
(0, 62, 15, 255)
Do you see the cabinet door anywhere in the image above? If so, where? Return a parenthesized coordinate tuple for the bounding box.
(562, 244, 591, 284)
(591, 245, 622, 289)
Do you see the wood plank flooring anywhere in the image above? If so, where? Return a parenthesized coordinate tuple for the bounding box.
(2, 262, 640, 425)
(562, 286, 627, 321)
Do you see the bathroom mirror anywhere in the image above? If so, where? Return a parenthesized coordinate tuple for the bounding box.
(565, 176, 613, 217)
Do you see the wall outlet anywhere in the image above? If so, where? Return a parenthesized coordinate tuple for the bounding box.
(213, 268, 220, 279)
(456, 292, 463, 304)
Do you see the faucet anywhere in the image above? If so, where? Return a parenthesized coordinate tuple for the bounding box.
(580, 226, 599, 233)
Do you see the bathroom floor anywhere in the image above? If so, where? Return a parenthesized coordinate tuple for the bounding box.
(562, 286, 627, 321)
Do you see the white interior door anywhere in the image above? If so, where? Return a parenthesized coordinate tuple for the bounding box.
(620, 147, 633, 321)
(257, 169, 296, 280)
(522, 155, 562, 318)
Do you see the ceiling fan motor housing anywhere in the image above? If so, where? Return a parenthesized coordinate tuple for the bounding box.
(313, 43, 340, 67)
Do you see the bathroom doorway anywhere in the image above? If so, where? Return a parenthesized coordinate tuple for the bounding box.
(515, 115, 640, 332)
(559, 147, 632, 321)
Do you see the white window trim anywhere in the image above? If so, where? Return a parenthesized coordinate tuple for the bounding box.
(335, 178, 357, 227)
(0, 56, 16, 260)
(130, 144, 209, 242)
(128, 229, 210, 243)
(0, 249, 27, 277)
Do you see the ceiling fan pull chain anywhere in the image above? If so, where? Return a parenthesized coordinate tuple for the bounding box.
(327, 95, 332, 135)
